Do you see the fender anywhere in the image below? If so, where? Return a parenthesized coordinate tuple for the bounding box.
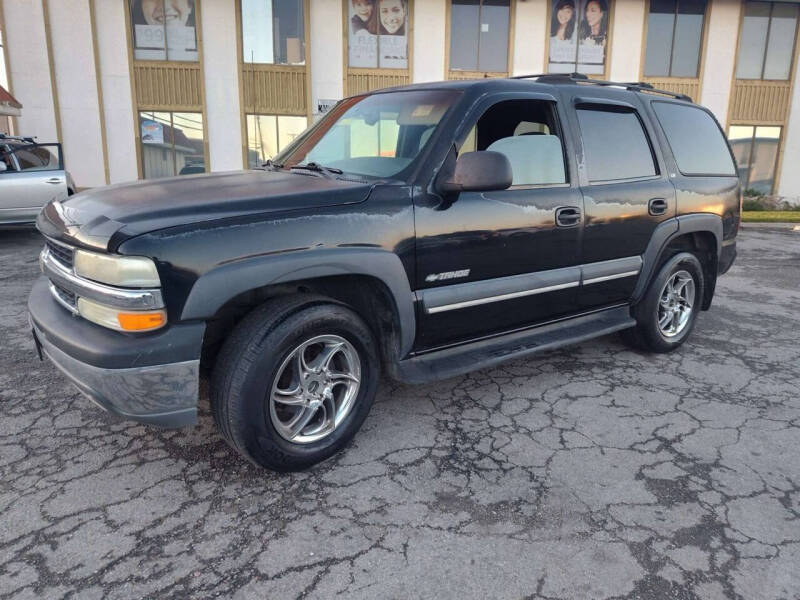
(633, 213, 722, 302)
(180, 248, 417, 357)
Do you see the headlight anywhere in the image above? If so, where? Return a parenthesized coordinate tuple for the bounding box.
(77, 297, 166, 332)
(74, 249, 160, 288)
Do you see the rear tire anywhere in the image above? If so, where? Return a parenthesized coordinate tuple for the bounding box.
(621, 252, 705, 353)
(211, 295, 379, 472)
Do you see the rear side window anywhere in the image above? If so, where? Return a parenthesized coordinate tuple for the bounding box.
(652, 102, 737, 176)
(576, 106, 657, 183)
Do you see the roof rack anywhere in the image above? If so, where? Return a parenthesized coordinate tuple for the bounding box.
(509, 73, 693, 102)
(0, 133, 36, 143)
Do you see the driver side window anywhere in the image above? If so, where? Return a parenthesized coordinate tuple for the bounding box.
(458, 99, 567, 187)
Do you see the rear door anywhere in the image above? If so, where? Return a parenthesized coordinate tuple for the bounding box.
(561, 92, 676, 308)
(0, 143, 68, 222)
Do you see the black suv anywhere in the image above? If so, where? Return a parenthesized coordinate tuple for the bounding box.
(29, 75, 740, 471)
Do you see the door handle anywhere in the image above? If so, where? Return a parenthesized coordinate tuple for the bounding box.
(649, 197, 668, 216)
(555, 206, 581, 227)
(45, 178, 63, 185)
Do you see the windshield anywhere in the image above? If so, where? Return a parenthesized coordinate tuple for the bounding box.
(275, 90, 459, 179)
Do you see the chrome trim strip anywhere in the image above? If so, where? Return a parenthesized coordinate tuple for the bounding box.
(426, 281, 579, 314)
(583, 270, 641, 285)
(43, 235, 74, 250)
(48, 282, 79, 315)
(42, 248, 165, 310)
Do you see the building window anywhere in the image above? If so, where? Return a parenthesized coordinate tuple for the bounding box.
(728, 125, 781, 195)
(548, 0, 610, 75)
(139, 111, 205, 179)
(736, 2, 799, 80)
(246, 114, 308, 168)
(449, 0, 511, 73)
(242, 0, 305, 64)
(348, 0, 409, 69)
(644, 0, 706, 78)
(129, 0, 198, 61)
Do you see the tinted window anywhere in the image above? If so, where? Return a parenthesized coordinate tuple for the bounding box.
(653, 102, 736, 176)
(576, 107, 656, 182)
(9, 145, 58, 171)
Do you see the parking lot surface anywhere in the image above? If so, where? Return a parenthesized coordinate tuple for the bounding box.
(1, 227, 799, 599)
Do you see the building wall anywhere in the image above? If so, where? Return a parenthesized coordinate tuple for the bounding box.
(2, 0, 800, 201)
(202, 0, 242, 172)
(94, 0, 138, 184)
(700, 0, 742, 123)
(46, 0, 106, 188)
(3, 0, 58, 143)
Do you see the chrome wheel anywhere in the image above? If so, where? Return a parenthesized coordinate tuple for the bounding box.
(657, 270, 695, 338)
(269, 334, 361, 444)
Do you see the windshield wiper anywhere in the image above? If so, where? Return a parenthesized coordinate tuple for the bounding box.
(289, 162, 343, 178)
(260, 159, 284, 171)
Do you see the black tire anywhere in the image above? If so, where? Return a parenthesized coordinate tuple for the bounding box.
(211, 295, 379, 472)
(621, 252, 705, 353)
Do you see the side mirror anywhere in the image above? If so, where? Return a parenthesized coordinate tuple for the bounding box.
(437, 151, 512, 194)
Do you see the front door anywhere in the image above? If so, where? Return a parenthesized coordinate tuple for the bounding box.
(414, 96, 584, 350)
(0, 143, 68, 222)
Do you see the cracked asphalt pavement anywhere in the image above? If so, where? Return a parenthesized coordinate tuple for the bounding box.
(1, 226, 799, 599)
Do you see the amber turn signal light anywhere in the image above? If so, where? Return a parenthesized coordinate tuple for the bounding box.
(117, 311, 166, 331)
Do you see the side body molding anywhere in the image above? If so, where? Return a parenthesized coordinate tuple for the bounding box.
(633, 213, 723, 302)
(181, 248, 417, 357)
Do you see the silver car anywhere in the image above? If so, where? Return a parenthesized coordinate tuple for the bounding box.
(0, 134, 75, 225)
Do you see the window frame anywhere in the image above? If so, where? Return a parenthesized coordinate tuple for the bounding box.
(642, 0, 709, 79)
(240, 0, 306, 65)
(245, 113, 309, 168)
(344, 0, 414, 71)
(127, 0, 201, 64)
(545, 0, 615, 78)
(727, 123, 783, 194)
(138, 110, 206, 179)
(573, 100, 662, 186)
(446, 0, 514, 76)
(734, 0, 800, 82)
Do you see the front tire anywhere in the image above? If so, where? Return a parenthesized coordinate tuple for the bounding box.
(621, 252, 705, 353)
(211, 295, 379, 472)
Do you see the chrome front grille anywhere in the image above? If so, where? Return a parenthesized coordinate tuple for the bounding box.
(45, 238, 74, 269)
(52, 282, 77, 308)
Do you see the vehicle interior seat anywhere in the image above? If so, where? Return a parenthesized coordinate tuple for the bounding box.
(486, 135, 565, 186)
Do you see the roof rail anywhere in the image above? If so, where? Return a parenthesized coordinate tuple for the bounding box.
(509, 73, 693, 102)
(0, 133, 36, 143)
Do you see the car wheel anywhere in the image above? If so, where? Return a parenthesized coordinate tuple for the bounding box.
(211, 295, 379, 472)
(621, 252, 705, 353)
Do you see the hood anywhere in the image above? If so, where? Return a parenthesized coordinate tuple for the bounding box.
(37, 170, 373, 251)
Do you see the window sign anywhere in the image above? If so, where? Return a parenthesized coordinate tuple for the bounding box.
(348, 0, 409, 69)
(548, 0, 609, 75)
(141, 120, 165, 145)
(130, 0, 198, 61)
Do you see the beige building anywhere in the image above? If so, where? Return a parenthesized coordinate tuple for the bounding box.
(1, 0, 799, 199)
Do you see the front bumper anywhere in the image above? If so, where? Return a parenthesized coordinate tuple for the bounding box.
(29, 277, 204, 428)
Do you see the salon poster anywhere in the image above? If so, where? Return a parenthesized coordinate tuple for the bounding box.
(130, 0, 198, 61)
(548, 0, 608, 74)
(348, 0, 408, 69)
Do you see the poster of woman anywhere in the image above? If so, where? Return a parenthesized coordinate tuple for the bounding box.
(348, 0, 407, 69)
(548, 0, 607, 75)
(130, 0, 197, 61)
